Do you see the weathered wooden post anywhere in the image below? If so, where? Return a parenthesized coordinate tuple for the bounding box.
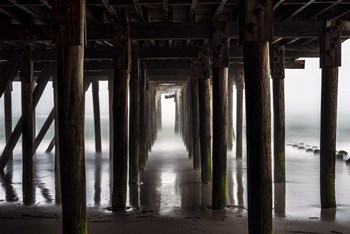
(181, 87, 188, 149)
(271, 46, 286, 183)
(235, 70, 244, 158)
(150, 85, 157, 146)
(112, 14, 130, 211)
(191, 60, 201, 169)
(146, 74, 151, 153)
(52, 0, 87, 232)
(212, 21, 229, 209)
(4, 84, 12, 160)
(319, 20, 341, 209)
(92, 81, 102, 153)
(187, 81, 193, 159)
(175, 90, 180, 134)
(240, 0, 273, 233)
(21, 49, 34, 205)
(139, 64, 148, 169)
(108, 75, 113, 159)
(53, 74, 60, 170)
(227, 75, 234, 151)
(129, 48, 140, 185)
(198, 50, 212, 183)
(156, 92, 162, 130)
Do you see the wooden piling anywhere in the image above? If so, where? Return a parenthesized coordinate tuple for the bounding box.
(108, 76, 113, 159)
(156, 93, 162, 130)
(129, 48, 140, 185)
(92, 81, 102, 153)
(139, 65, 147, 169)
(181, 88, 187, 147)
(227, 76, 234, 151)
(191, 61, 201, 169)
(243, 42, 272, 233)
(271, 46, 286, 183)
(21, 50, 34, 205)
(236, 71, 244, 159)
(53, 74, 60, 170)
(112, 17, 130, 211)
(175, 90, 180, 134)
(187, 82, 193, 159)
(4, 85, 12, 160)
(240, 1, 273, 232)
(56, 46, 87, 233)
(211, 22, 229, 209)
(198, 78, 212, 182)
(53, 0, 87, 232)
(319, 21, 341, 208)
(198, 51, 212, 183)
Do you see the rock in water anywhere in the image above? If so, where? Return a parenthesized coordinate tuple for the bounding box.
(338, 150, 348, 156)
(336, 154, 344, 159)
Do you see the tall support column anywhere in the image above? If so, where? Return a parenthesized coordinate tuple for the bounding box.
(319, 20, 341, 209)
(112, 17, 130, 211)
(53, 75, 60, 170)
(212, 22, 229, 209)
(145, 74, 151, 153)
(187, 81, 193, 159)
(198, 50, 212, 183)
(129, 48, 140, 185)
(236, 71, 244, 158)
(21, 50, 34, 205)
(92, 81, 102, 153)
(227, 76, 234, 151)
(181, 88, 187, 147)
(156, 93, 162, 130)
(191, 61, 201, 169)
(271, 46, 286, 183)
(139, 65, 147, 169)
(175, 90, 180, 134)
(108, 76, 113, 159)
(240, 1, 273, 233)
(53, 0, 87, 232)
(4, 84, 12, 160)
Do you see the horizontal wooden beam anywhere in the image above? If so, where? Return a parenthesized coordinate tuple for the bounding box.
(139, 47, 198, 58)
(0, 47, 198, 61)
(146, 60, 190, 69)
(87, 0, 238, 5)
(0, 21, 349, 42)
(148, 69, 189, 76)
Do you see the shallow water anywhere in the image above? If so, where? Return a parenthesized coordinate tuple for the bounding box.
(0, 125, 349, 224)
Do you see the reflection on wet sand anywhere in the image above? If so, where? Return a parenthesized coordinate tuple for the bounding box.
(274, 183, 286, 217)
(0, 160, 18, 202)
(94, 154, 101, 207)
(0, 128, 350, 224)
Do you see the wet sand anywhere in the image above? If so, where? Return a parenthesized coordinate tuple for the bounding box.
(0, 128, 349, 233)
